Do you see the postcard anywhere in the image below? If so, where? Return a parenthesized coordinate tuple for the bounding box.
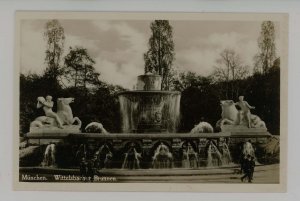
(14, 11, 288, 192)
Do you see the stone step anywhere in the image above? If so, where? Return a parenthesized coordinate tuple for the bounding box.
(19, 164, 274, 177)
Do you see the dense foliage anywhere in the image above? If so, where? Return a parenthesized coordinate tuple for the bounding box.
(173, 64, 280, 134)
(20, 73, 123, 135)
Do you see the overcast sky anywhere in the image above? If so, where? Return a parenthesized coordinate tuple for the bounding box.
(20, 19, 280, 89)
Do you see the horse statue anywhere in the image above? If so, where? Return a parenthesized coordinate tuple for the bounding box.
(30, 97, 82, 131)
(57, 98, 81, 126)
(216, 100, 266, 130)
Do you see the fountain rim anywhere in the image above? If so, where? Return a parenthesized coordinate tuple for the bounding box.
(25, 131, 272, 139)
(138, 74, 162, 78)
(117, 90, 181, 96)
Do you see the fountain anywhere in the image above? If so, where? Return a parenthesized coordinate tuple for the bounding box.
(93, 144, 113, 169)
(182, 143, 199, 168)
(221, 142, 232, 166)
(152, 142, 173, 168)
(118, 73, 181, 133)
(122, 142, 142, 169)
(40, 143, 56, 167)
(21, 73, 275, 181)
(206, 141, 223, 167)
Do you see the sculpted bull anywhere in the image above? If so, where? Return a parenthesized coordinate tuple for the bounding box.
(216, 100, 266, 130)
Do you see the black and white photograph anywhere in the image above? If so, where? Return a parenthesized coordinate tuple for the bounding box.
(14, 12, 288, 192)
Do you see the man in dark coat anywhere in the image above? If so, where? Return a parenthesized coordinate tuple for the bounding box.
(249, 156, 256, 181)
(239, 155, 246, 174)
(241, 154, 253, 183)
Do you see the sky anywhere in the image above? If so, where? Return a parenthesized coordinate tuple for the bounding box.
(20, 19, 280, 89)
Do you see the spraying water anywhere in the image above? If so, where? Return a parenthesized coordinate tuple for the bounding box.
(221, 142, 232, 166)
(162, 93, 181, 133)
(182, 143, 199, 168)
(152, 143, 173, 168)
(118, 91, 180, 133)
(207, 141, 223, 167)
(41, 143, 56, 167)
(122, 143, 142, 169)
(119, 95, 139, 132)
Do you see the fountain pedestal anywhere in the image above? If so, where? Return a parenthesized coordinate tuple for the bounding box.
(118, 74, 181, 133)
(24, 131, 272, 168)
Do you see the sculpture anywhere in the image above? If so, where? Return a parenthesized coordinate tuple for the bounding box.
(122, 143, 142, 169)
(190, 121, 214, 133)
(85, 122, 109, 134)
(152, 143, 173, 168)
(37, 96, 63, 128)
(182, 143, 198, 168)
(30, 96, 82, 131)
(93, 144, 113, 169)
(216, 99, 266, 130)
(235, 96, 255, 128)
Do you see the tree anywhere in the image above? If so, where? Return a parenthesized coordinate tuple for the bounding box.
(63, 47, 99, 89)
(254, 21, 276, 74)
(171, 71, 220, 131)
(144, 20, 175, 90)
(44, 19, 65, 82)
(212, 49, 249, 99)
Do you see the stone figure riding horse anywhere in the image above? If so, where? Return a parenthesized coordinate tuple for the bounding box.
(30, 97, 82, 130)
(216, 100, 266, 129)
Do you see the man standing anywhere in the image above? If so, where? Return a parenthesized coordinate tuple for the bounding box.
(249, 156, 256, 182)
(235, 96, 255, 128)
(241, 154, 253, 183)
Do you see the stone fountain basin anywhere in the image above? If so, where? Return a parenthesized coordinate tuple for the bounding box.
(22, 131, 274, 172)
(118, 90, 181, 133)
(26, 132, 231, 139)
(118, 90, 181, 95)
(26, 131, 271, 138)
(25, 131, 271, 146)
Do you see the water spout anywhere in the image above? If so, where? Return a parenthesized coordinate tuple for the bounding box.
(182, 143, 199, 168)
(93, 144, 113, 169)
(207, 141, 223, 167)
(122, 144, 142, 169)
(152, 143, 173, 168)
(40, 143, 56, 167)
(221, 142, 232, 166)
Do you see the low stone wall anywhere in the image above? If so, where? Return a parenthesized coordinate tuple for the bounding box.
(22, 131, 277, 169)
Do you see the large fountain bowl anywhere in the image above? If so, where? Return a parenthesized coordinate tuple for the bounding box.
(118, 90, 181, 133)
